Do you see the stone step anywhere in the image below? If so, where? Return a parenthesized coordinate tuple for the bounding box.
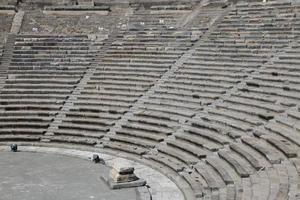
(218, 149, 253, 178)
(194, 162, 225, 190)
(103, 141, 147, 155)
(205, 156, 234, 185)
(241, 137, 285, 164)
(229, 143, 264, 170)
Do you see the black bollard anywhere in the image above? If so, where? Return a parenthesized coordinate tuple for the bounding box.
(10, 144, 18, 152)
(91, 154, 105, 164)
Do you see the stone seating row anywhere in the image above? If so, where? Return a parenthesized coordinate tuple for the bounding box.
(44, 5, 110, 11)
(150, 5, 192, 11)
(96, 9, 211, 153)
(51, 11, 194, 142)
(99, 3, 300, 199)
(0, 35, 100, 140)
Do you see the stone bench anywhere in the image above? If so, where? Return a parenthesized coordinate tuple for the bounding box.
(265, 122, 300, 147)
(229, 143, 263, 170)
(205, 156, 234, 185)
(200, 110, 254, 132)
(241, 136, 285, 164)
(144, 96, 202, 111)
(0, 134, 41, 142)
(187, 125, 229, 146)
(0, 5, 16, 14)
(194, 162, 225, 190)
(102, 141, 147, 155)
(156, 144, 199, 166)
(102, 57, 175, 65)
(80, 90, 141, 99)
(74, 99, 130, 109)
(77, 94, 136, 104)
(171, 73, 241, 85)
(43, 5, 110, 15)
(84, 85, 146, 94)
(4, 83, 75, 90)
(122, 121, 172, 136)
(133, 110, 180, 124)
(106, 49, 182, 56)
(180, 171, 204, 198)
(144, 153, 186, 172)
(218, 149, 253, 178)
(108, 134, 156, 149)
(263, 136, 297, 158)
(151, 5, 192, 11)
(99, 61, 171, 69)
(87, 79, 152, 89)
(116, 126, 165, 142)
(0, 104, 62, 111)
(68, 106, 124, 116)
(140, 103, 195, 118)
(54, 127, 106, 138)
(0, 128, 46, 135)
(47, 135, 98, 146)
(166, 139, 207, 159)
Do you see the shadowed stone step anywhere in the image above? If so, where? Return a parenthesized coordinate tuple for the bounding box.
(166, 139, 207, 159)
(218, 150, 252, 178)
(241, 137, 284, 164)
(144, 153, 185, 172)
(194, 162, 225, 189)
(205, 156, 234, 185)
(263, 136, 297, 158)
(180, 171, 204, 198)
(229, 143, 263, 170)
(156, 145, 199, 165)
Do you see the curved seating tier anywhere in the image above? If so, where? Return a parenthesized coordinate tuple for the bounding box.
(51, 10, 205, 146)
(101, 2, 300, 199)
(0, 34, 103, 142)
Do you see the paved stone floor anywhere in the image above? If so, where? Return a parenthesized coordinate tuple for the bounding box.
(0, 152, 138, 200)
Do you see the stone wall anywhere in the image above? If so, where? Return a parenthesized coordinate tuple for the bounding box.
(20, 8, 129, 34)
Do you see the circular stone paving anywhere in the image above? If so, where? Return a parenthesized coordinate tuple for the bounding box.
(0, 151, 140, 200)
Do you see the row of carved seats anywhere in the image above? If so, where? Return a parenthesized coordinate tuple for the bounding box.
(155, 39, 300, 200)
(143, 107, 299, 196)
(104, 2, 287, 155)
(150, 5, 192, 11)
(50, 10, 197, 144)
(0, 35, 100, 142)
(127, 11, 184, 30)
(140, 0, 300, 144)
(98, 10, 213, 153)
(145, 109, 298, 199)
(105, 2, 300, 199)
(220, 1, 300, 44)
(169, 37, 300, 199)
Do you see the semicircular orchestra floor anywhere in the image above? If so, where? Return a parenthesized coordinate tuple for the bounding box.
(0, 151, 139, 200)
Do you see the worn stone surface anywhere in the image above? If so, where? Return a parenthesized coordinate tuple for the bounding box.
(0, 0, 300, 200)
(0, 151, 139, 200)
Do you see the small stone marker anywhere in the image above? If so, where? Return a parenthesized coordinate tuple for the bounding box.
(110, 162, 138, 183)
(102, 160, 146, 189)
